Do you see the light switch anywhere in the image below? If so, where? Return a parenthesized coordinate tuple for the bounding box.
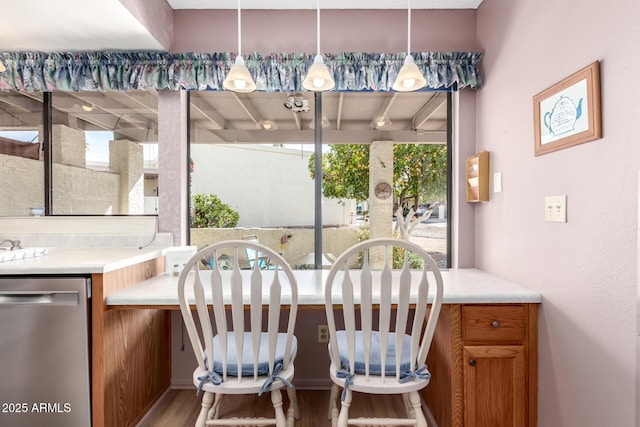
(493, 172, 502, 193)
(544, 195, 567, 222)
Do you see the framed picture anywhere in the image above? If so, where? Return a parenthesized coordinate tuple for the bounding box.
(533, 61, 602, 156)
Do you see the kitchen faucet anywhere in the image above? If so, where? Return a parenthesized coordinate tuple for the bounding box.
(0, 239, 22, 250)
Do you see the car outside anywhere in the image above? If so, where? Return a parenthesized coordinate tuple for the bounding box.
(414, 204, 430, 217)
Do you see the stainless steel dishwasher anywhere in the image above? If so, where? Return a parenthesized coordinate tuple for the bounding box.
(0, 276, 91, 427)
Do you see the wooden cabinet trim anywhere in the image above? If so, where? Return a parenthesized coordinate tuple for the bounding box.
(91, 257, 168, 427)
(526, 304, 538, 427)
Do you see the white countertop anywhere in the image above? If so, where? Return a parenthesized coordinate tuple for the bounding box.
(106, 268, 542, 306)
(0, 247, 165, 275)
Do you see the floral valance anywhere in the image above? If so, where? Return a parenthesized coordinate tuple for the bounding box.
(0, 51, 483, 93)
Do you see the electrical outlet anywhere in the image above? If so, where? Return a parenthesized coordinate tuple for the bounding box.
(544, 195, 567, 222)
(317, 325, 329, 343)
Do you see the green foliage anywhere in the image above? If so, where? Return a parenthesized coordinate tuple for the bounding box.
(309, 145, 370, 200)
(394, 144, 448, 204)
(190, 194, 239, 228)
(356, 223, 370, 242)
(392, 247, 424, 269)
(354, 224, 422, 269)
(309, 144, 447, 205)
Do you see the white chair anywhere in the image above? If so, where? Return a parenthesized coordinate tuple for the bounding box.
(324, 237, 444, 427)
(178, 240, 299, 427)
(242, 234, 275, 269)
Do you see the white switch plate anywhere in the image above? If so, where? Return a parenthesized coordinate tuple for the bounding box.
(493, 172, 502, 193)
(544, 195, 567, 222)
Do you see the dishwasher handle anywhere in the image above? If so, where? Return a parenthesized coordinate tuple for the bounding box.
(0, 291, 79, 306)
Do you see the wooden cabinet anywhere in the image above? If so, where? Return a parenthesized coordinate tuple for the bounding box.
(466, 151, 490, 202)
(462, 305, 527, 427)
(91, 257, 169, 427)
(423, 304, 537, 427)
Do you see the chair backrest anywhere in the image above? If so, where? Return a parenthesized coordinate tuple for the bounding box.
(325, 237, 443, 382)
(178, 240, 298, 382)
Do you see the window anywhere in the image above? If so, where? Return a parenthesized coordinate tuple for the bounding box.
(0, 89, 159, 216)
(188, 91, 450, 268)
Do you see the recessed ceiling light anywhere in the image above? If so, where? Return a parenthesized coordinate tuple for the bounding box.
(258, 119, 277, 130)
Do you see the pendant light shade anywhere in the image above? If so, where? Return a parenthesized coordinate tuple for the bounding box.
(303, 54, 335, 91)
(392, 54, 426, 92)
(303, 0, 334, 92)
(392, 0, 426, 92)
(223, 56, 256, 92)
(223, 0, 256, 93)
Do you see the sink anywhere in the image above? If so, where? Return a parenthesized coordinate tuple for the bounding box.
(0, 247, 48, 263)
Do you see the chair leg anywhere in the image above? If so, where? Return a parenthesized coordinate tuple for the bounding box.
(328, 384, 340, 424)
(286, 386, 299, 426)
(208, 393, 222, 420)
(402, 392, 414, 418)
(337, 387, 352, 427)
(271, 388, 287, 427)
(196, 391, 214, 427)
(409, 391, 428, 427)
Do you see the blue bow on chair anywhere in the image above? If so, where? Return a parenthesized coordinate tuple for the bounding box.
(399, 365, 431, 384)
(258, 363, 293, 396)
(336, 369, 355, 401)
(196, 355, 223, 395)
(196, 371, 222, 395)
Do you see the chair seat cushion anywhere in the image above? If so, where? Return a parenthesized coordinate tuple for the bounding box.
(211, 332, 297, 376)
(335, 330, 413, 375)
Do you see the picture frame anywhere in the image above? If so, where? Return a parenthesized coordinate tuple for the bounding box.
(533, 61, 601, 156)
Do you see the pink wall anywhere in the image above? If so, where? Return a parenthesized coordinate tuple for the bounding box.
(476, 0, 640, 425)
(171, 9, 477, 54)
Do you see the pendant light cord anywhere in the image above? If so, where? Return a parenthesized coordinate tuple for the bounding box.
(237, 0, 242, 57)
(316, 0, 321, 55)
(407, 0, 411, 54)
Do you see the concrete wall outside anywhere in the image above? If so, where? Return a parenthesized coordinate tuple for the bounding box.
(0, 123, 147, 215)
(190, 144, 356, 228)
(0, 153, 43, 216)
(52, 124, 85, 168)
(52, 163, 120, 215)
(190, 226, 359, 269)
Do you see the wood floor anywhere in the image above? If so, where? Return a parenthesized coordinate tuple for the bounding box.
(138, 388, 414, 427)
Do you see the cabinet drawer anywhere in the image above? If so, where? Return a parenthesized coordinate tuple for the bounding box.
(462, 305, 525, 344)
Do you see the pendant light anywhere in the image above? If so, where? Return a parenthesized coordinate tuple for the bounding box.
(223, 0, 256, 93)
(302, 0, 335, 92)
(392, 0, 426, 92)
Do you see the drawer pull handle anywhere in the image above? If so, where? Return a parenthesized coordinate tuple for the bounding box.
(469, 359, 476, 367)
(491, 320, 500, 328)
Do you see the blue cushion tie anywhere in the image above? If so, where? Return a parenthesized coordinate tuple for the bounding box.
(399, 364, 431, 384)
(258, 362, 293, 396)
(197, 355, 223, 395)
(196, 334, 297, 395)
(336, 369, 355, 401)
